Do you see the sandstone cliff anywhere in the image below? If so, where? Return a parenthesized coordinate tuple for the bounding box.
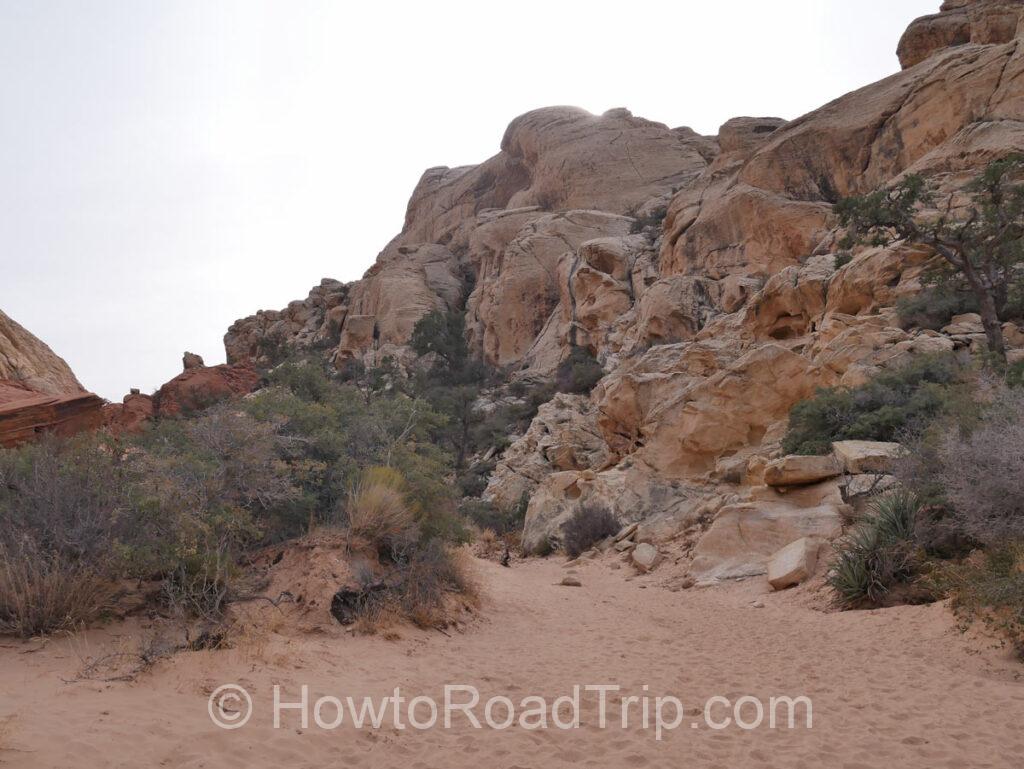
(0, 309, 84, 396)
(0, 310, 105, 447)
(225, 1, 1024, 579)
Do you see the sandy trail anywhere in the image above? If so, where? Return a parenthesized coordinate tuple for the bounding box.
(1, 555, 1022, 768)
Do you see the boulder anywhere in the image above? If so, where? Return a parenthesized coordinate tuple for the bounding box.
(767, 537, 820, 590)
(0, 312, 101, 447)
(690, 481, 844, 581)
(1003, 322, 1024, 348)
(942, 312, 985, 335)
(763, 454, 842, 487)
(631, 543, 660, 572)
(832, 441, 904, 474)
(182, 351, 205, 370)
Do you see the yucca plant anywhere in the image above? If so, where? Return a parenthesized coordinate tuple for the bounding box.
(827, 491, 921, 608)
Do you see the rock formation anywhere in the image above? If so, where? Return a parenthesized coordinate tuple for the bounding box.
(0, 310, 104, 447)
(0, 309, 84, 396)
(222, 1, 1024, 578)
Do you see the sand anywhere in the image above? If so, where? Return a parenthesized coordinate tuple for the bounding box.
(1, 554, 1022, 768)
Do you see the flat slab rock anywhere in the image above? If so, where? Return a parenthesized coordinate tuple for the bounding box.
(831, 440, 904, 474)
(764, 454, 841, 487)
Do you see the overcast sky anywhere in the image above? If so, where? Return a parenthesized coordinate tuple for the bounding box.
(0, 0, 938, 400)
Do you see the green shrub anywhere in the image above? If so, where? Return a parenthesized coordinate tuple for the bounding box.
(555, 346, 604, 395)
(896, 287, 978, 331)
(459, 495, 526, 536)
(782, 354, 964, 455)
(827, 491, 923, 608)
(562, 501, 619, 558)
(1007, 360, 1024, 388)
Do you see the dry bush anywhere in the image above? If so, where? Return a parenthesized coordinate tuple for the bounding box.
(400, 540, 479, 628)
(0, 435, 131, 565)
(345, 468, 417, 556)
(350, 595, 403, 636)
(0, 541, 114, 637)
(562, 501, 619, 558)
(937, 388, 1024, 546)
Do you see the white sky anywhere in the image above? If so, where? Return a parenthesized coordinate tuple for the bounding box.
(0, 0, 938, 400)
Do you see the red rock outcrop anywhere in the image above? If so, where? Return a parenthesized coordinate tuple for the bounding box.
(102, 391, 155, 435)
(0, 380, 104, 448)
(151, 364, 262, 418)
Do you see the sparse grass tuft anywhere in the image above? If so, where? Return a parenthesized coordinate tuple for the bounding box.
(0, 541, 114, 637)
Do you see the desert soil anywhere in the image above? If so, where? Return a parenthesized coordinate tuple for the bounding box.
(1, 555, 1022, 768)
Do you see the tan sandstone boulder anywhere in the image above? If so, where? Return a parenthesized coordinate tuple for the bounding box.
(690, 482, 844, 581)
(832, 441, 905, 475)
(767, 537, 821, 590)
(763, 454, 842, 487)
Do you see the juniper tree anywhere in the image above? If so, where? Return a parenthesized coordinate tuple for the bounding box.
(837, 155, 1024, 363)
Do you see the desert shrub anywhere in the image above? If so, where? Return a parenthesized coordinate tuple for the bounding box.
(241, 368, 459, 539)
(399, 539, 478, 628)
(456, 461, 495, 498)
(555, 346, 604, 395)
(834, 251, 853, 269)
(934, 388, 1024, 546)
(0, 541, 114, 637)
(628, 206, 667, 234)
(266, 357, 338, 401)
(562, 501, 619, 558)
(347, 539, 479, 632)
(160, 545, 234, 622)
(0, 434, 135, 565)
(827, 491, 924, 608)
(1007, 360, 1024, 388)
(344, 468, 418, 557)
(943, 543, 1024, 659)
(782, 353, 965, 455)
(459, 494, 527, 536)
(896, 286, 979, 331)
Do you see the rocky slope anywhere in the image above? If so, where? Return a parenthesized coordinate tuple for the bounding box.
(226, 1, 1024, 581)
